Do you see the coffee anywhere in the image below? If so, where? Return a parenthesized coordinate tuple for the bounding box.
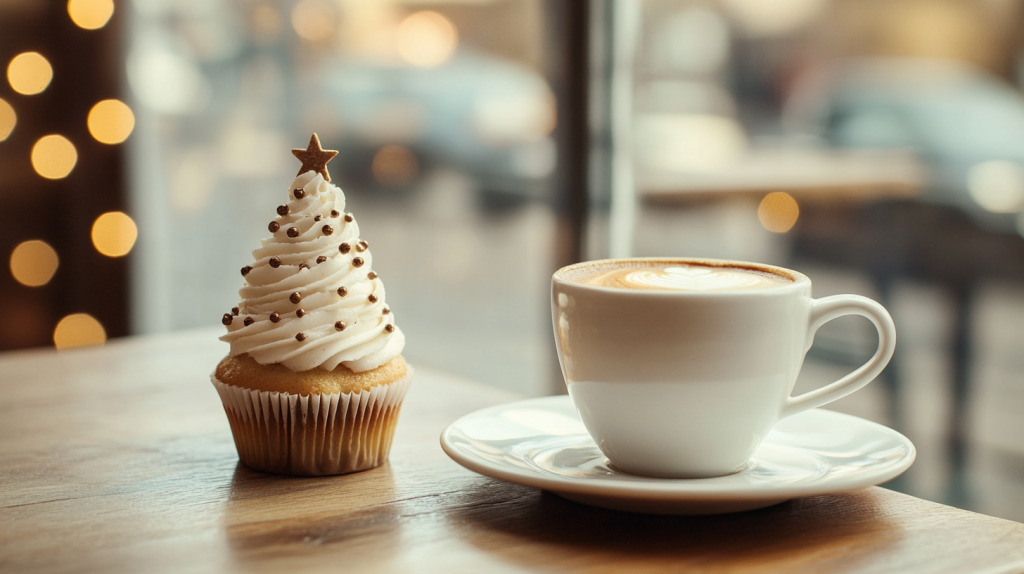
(563, 261, 792, 291)
(551, 257, 896, 478)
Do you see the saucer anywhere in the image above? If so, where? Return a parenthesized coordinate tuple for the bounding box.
(440, 396, 916, 515)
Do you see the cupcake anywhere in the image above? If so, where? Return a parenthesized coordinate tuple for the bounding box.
(212, 134, 411, 476)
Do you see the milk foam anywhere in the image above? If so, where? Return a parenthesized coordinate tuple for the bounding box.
(626, 266, 779, 290)
(584, 264, 788, 291)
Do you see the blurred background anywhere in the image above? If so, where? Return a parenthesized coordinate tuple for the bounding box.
(2, 0, 1023, 521)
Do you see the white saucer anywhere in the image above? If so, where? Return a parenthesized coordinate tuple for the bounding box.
(440, 396, 916, 515)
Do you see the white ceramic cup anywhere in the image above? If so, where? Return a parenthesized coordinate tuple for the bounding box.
(551, 258, 896, 479)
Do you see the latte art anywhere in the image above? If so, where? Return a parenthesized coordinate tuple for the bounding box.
(581, 263, 790, 291)
(625, 267, 777, 290)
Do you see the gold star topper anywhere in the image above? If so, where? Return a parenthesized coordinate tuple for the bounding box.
(292, 133, 339, 182)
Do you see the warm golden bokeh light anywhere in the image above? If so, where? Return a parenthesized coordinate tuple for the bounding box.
(758, 192, 800, 233)
(68, 0, 114, 30)
(87, 99, 135, 144)
(53, 313, 106, 350)
(91, 211, 138, 257)
(0, 98, 15, 141)
(397, 11, 458, 68)
(291, 0, 335, 42)
(372, 145, 419, 187)
(7, 52, 53, 95)
(9, 240, 59, 287)
(31, 135, 77, 179)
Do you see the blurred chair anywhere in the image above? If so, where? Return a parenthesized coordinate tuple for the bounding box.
(785, 58, 1024, 505)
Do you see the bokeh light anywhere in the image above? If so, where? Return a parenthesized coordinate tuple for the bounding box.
(31, 135, 77, 179)
(7, 52, 53, 95)
(372, 145, 419, 187)
(53, 313, 106, 350)
(0, 98, 15, 141)
(87, 99, 135, 144)
(291, 0, 335, 42)
(397, 11, 458, 68)
(68, 0, 114, 30)
(967, 160, 1024, 213)
(758, 192, 800, 233)
(91, 211, 138, 257)
(9, 240, 59, 287)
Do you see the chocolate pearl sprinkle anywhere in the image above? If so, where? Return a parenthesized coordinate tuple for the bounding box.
(344, 214, 354, 223)
(382, 308, 390, 315)
(322, 224, 334, 236)
(385, 324, 395, 333)
(277, 204, 289, 216)
(293, 188, 305, 199)
(244, 317, 255, 327)
(232, 307, 239, 316)
(314, 214, 322, 222)
(241, 266, 252, 276)
(269, 257, 281, 268)
(287, 227, 299, 238)
(368, 294, 378, 303)
(316, 255, 326, 264)
(295, 332, 307, 342)
(337, 286, 348, 297)
(367, 271, 377, 280)
(352, 257, 365, 267)
(356, 240, 368, 252)
(269, 221, 280, 233)
(296, 309, 306, 318)
(339, 243, 351, 254)
(269, 312, 281, 323)
(222, 314, 233, 325)
(299, 263, 309, 270)
(334, 321, 346, 331)
(330, 210, 340, 218)
(290, 292, 302, 304)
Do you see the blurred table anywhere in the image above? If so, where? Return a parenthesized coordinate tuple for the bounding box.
(638, 148, 924, 203)
(636, 149, 1024, 508)
(2, 330, 1024, 573)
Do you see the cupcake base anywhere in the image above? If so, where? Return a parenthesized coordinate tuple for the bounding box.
(212, 369, 412, 476)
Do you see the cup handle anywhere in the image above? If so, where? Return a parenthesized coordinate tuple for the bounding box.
(780, 294, 896, 419)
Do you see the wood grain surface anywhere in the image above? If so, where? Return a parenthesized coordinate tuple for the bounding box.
(2, 329, 1023, 574)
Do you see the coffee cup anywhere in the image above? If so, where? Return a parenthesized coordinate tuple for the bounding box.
(551, 258, 896, 478)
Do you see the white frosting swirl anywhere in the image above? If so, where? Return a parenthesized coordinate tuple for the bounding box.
(625, 266, 778, 291)
(221, 171, 405, 372)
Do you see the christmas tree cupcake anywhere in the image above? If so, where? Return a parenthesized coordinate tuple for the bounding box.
(212, 134, 411, 476)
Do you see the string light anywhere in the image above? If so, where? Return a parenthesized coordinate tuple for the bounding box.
(7, 52, 53, 95)
(91, 211, 138, 257)
(53, 313, 106, 349)
(0, 98, 15, 141)
(87, 99, 134, 144)
(9, 240, 59, 287)
(758, 192, 799, 233)
(68, 0, 114, 30)
(31, 135, 77, 179)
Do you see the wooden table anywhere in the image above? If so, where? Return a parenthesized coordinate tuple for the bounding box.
(2, 330, 1024, 573)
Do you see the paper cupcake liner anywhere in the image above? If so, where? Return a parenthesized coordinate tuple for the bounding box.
(211, 369, 412, 476)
